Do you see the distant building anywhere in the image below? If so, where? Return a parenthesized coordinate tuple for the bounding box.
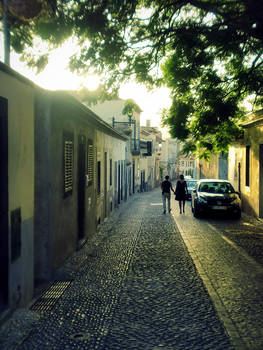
(178, 154, 195, 178)
(159, 138, 179, 180)
(90, 99, 142, 193)
(90, 101, 163, 192)
(160, 139, 195, 180)
(140, 120, 163, 189)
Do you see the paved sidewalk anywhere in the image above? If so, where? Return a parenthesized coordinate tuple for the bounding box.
(1, 190, 234, 349)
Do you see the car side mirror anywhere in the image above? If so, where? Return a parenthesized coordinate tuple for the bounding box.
(192, 189, 197, 194)
(236, 191, 241, 199)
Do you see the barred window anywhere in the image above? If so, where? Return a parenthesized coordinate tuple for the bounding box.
(64, 132, 74, 197)
(87, 139, 94, 186)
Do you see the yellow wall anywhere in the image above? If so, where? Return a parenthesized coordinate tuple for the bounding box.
(244, 124, 263, 216)
(0, 66, 35, 307)
(229, 118, 263, 217)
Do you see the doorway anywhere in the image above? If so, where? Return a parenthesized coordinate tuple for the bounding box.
(118, 162, 121, 204)
(132, 160, 135, 193)
(104, 152, 107, 218)
(238, 162, 241, 194)
(259, 145, 263, 217)
(77, 135, 86, 240)
(140, 170, 145, 192)
(0, 97, 9, 312)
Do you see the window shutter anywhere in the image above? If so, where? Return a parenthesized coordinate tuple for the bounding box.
(63, 132, 74, 197)
(87, 139, 94, 186)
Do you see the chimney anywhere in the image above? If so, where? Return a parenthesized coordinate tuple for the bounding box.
(146, 119, 151, 127)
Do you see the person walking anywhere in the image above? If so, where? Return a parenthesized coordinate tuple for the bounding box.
(175, 174, 188, 214)
(161, 175, 175, 214)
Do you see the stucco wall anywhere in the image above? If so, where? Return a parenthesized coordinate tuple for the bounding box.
(0, 66, 34, 307)
(50, 96, 81, 271)
(200, 155, 219, 179)
(96, 129, 126, 221)
(242, 125, 263, 216)
(34, 91, 94, 279)
(228, 146, 239, 190)
(34, 90, 53, 282)
(199, 153, 228, 181)
(229, 120, 263, 217)
(34, 90, 128, 280)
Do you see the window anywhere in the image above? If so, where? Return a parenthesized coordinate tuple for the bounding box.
(87, 139, 94, 186)
(97, 161, 101, 194)
(110, 159, 112, 186)
(246, 145, 250, 187)
(63, 132, 74, 197)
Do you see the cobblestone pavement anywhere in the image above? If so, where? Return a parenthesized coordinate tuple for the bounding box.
(0, 189, 248, 350)
(174, 199, 263, 350)
(208, 213, 263, 267)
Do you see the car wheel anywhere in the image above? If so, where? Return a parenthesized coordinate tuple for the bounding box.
(193, 206, 200, 218)
(234, 210, 241, 220)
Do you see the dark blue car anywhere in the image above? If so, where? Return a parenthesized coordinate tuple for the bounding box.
(191, 179, 241, 219)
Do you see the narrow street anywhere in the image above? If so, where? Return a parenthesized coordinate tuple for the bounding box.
(1, 189, 263, 350)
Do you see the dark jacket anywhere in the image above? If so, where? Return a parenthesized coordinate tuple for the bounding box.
(161, 180, 174, 194)
(175, 180, 187, 200)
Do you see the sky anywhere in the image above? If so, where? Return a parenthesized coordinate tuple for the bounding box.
(0, 36, 171, 137)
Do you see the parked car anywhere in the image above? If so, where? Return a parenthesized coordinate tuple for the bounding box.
(185, 179, 197, 200)
(191, 179, 241, 219)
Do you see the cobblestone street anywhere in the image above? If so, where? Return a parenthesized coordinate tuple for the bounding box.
(2, 188, 262, 349)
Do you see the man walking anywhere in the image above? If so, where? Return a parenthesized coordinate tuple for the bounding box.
(161, 175, 175, 214)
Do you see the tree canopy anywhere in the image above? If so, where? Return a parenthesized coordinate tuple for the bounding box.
(2, 0, 263, 157)
(122, 98, 142, 116)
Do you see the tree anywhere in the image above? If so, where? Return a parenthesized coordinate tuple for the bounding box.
(2, 0, 263, 156)
(69, 84, 118, 106)
(122, 98, 142, 117)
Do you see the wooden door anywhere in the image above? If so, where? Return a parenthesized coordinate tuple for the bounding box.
(0, 97, 9, 311)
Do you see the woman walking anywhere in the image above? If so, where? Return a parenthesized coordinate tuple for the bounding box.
(175, 174, 187, 214)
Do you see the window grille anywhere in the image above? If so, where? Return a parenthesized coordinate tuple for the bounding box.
(64, 133, 74, 197)
(87, 139, 94, 186)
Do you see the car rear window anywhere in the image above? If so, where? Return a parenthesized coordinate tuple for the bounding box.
(187, 181, 197, 187)
(198, 182, 235, 194)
